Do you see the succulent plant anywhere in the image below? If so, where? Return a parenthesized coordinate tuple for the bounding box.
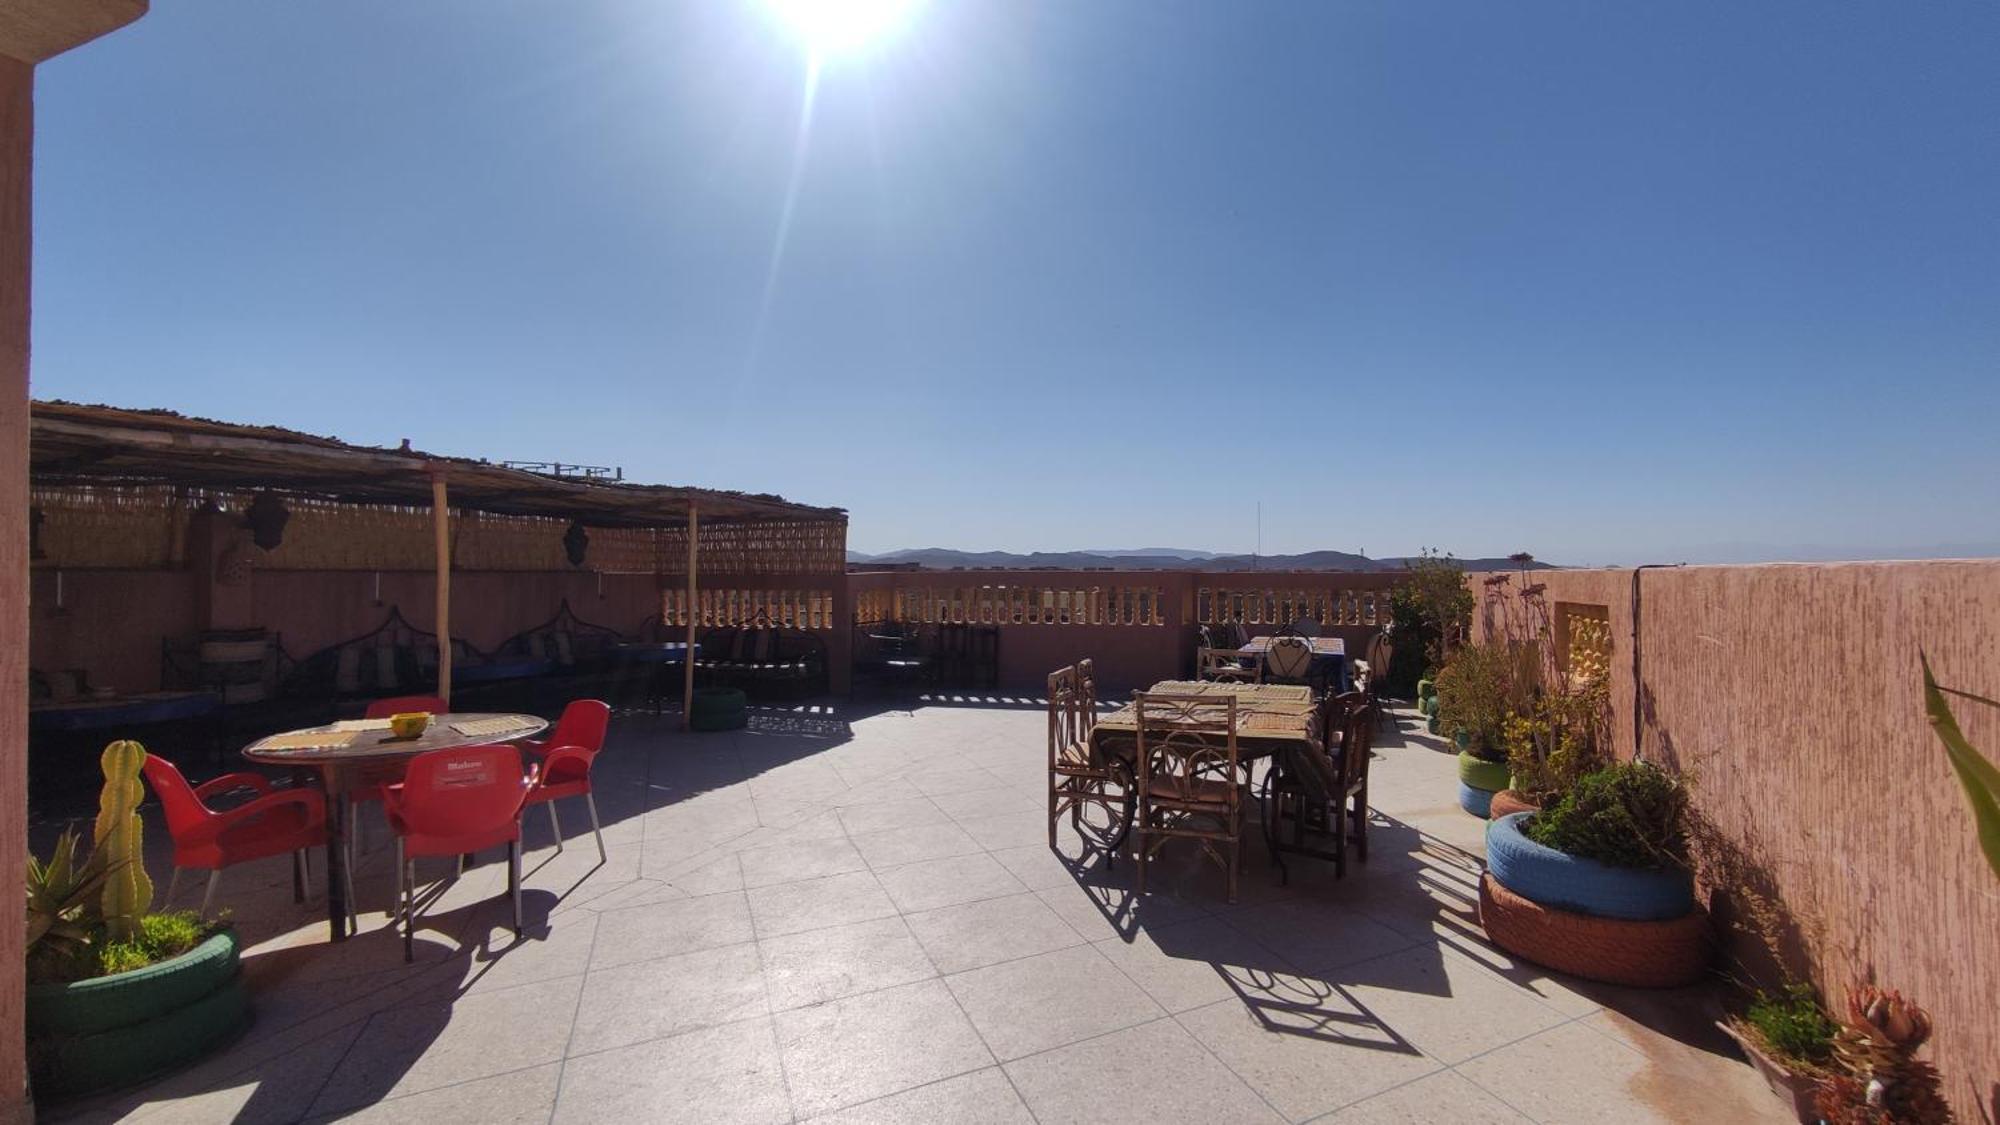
(1815, 984, 1954, 1124)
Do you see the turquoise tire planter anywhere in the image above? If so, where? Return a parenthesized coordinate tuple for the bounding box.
(1424, 712, 1440, 735)
(689, 687, 749, 732)
(1484, 812, 1696, 922)
(27, 929, 241, 1038)
(27, 931, 250, 1098)
(1457, 781, 1496, 818)
(1456, 752, 1511, 793)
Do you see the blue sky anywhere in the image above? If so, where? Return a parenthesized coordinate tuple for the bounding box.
(31, 1, 1999, 564)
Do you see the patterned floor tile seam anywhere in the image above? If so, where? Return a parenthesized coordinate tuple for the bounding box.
(740, 874, 806, 1124)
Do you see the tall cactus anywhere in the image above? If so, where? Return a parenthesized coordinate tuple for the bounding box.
(94, 739, 153, 941)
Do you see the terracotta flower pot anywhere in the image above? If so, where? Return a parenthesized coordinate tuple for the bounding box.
(1718, 1020, 1823, 1124)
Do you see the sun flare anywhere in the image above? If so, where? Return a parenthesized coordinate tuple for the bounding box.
(762, 0, 919, 56)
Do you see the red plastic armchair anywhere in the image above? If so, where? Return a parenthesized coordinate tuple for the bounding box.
(520, 699, 608, 759)
(142, 756, 342, 919)
(380, 744, 530, 961)
(349, 694, 452, 855)
(520, 700, 609, 860)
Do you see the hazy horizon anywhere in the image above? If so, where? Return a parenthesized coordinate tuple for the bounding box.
(29, 1, 1998, 563)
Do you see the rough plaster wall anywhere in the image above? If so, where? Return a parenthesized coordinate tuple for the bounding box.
(1474, 562, 2000, 1119)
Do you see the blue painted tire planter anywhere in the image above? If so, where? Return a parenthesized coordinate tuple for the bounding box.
(1457, 781, 1496, 818)
(1484, 812, 1695, 922)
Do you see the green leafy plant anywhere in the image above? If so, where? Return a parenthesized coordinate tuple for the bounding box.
(1920, 652, 2000, 882)
(1386, 550, 1474, 694)
(1432, 643, 1523, 759)
(1502, 678, 1611, 802)
(1741, 985, 1836, 1071)
(1525, 759, 1688, 869)
(94, 911, 207, 978)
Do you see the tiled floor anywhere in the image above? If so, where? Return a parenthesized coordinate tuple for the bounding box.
(47, 699, 1791, 1124)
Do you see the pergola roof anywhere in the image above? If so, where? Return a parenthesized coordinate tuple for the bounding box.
(29, 401, 845, 528)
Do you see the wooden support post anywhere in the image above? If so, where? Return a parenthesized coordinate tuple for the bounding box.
(432, 471, 452, 709)
(681, 503, 699, 730)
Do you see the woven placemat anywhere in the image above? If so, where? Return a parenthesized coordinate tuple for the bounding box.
(450, 716, 536, 738)
(257, 730, 362, 752)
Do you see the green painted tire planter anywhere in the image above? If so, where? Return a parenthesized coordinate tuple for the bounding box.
(689, 686, 749, 731)
(28, 931, 250, 1098)
(1456, 752, 1511, 793)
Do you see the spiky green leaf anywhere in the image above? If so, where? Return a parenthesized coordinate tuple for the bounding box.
(1922, 652, 2000, 880)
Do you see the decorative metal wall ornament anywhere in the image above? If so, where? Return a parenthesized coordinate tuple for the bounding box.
(244, 493, 292, 551)
(562, 519, 591, 568)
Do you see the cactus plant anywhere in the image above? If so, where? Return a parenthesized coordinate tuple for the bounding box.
(93, 739, 154, 942)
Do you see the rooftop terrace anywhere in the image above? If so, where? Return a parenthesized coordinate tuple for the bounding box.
(50, 701, 1790, 1125)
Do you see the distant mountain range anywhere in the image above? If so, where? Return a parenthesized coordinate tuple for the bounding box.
(846, 547, 1553, 572)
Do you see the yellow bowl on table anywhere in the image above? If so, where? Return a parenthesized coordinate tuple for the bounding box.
(388, 712, 432, 739)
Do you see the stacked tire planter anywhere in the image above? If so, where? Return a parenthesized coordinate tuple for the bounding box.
(1456, 752, 1510, 818)
(1479, 812, 1708, 988)
(27, 929, 250, 1098)
(1416, 680, 1440, 735)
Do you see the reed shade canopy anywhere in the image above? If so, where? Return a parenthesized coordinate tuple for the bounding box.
(30, 401, 847, 724)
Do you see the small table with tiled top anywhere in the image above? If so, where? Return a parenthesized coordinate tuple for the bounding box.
(243, 712, 548, 941)
(1087, 681, 1339, 863)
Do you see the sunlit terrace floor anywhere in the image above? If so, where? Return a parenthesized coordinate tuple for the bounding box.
(50, 699, 1789, 1125)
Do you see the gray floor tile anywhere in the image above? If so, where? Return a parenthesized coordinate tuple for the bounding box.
(1175, 993, 1441, 1121)
(552, 1017, 791, 1125)
(569, 941, 771, 1055)
(849, 822, 984, 868)
(904, 892, 1087, 975)
(747, 869, 900, 937)
(589, 891, 755, 969)
(774, 979, 995, 1117)
(1003, 1017, 1282, 1125)
(805, 1066, 1035, 1124)
(759, 916, 938, 1011)
(944, 944, 1164, 1061)
(738, 836, 870, 890)
(875, 851, 1029, 913)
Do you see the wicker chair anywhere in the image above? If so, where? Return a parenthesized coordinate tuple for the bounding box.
(1262, 635, 1317, 686)
(1265, 691, 1375, 879)
(1134, 691, 1251, 904)
(1047, 662, 1125, 857)
(1198, 646, 1261, 684)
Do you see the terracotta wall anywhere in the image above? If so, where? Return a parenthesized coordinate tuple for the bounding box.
(847, 569, 1399, 694)
(1469, 561, 2000, 1118)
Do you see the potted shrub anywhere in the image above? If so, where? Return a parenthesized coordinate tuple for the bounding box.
(26, 741, 250, 1099)
(1478, 760, 1709, 987)
(1433, 644, 1520, 817)
(1494, 678, 1611, 819)
(1719, 985, 1836, 1123)
(1813, 983, 1953, 1124)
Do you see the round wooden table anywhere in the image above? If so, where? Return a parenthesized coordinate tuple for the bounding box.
(244, 712, 548, 942)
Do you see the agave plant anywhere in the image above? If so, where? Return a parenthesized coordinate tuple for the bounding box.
(26, 829, 125, 971)
(1920, 653, 2000, 881)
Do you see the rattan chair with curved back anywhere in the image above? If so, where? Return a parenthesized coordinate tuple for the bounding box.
(1047, 661, 1125, 859)
(1134, 691, 1252, 903)
(1263, 690, 1376, 879)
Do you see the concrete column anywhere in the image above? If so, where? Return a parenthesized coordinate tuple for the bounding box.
(2, 4, 149, 1115)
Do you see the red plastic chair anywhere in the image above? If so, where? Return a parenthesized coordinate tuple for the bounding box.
(349, 695, 452, 855)
(380, 744, 530, 961)
(142, 756, 347, 920)
(520, 700, 610, 861)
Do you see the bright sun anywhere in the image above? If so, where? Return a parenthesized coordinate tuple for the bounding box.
(763, 0, 919, 56)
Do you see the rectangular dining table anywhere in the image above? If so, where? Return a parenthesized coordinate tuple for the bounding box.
(1086, 681, 1340, 863)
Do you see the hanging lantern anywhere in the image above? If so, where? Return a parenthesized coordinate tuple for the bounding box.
(244, 493, 292, 551)
(562, 519, 590, 568)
